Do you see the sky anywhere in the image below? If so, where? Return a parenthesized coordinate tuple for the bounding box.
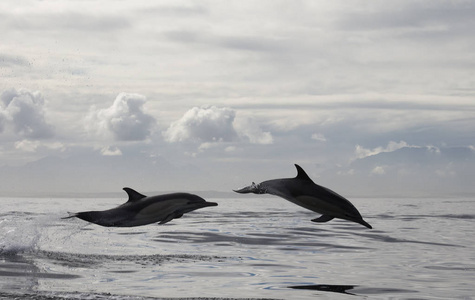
(0, 0, 474, 197)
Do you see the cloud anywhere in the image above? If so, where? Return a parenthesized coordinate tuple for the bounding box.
(225, 146, 238, 152)
(0, 88, 54, 139)
(311, 133, 327, 142)
(138, 4, 208, 17)
(14, 139, 41, 152)
(0, 54, 30, 67)
(86, 93, 156, 141)
(233, 114, 273, 145)
(3, 11, 130, 32)
(371, 165, 386, 175)
(0, 111, 5, 133)
(355, 141, 414, 159)
(13, 139, 66, 154)
(164, 29, 288, 53)
(163, 106, 237, 143)
(336, 2, 475, 33)
(101, 146, 122, 156)
(163, 106, 273, 147)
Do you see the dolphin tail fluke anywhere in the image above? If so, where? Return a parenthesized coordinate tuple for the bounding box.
(61, 212, 78, 219)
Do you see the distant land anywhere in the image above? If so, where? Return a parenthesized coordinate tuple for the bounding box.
(0, 190, 239, 199)
(1, 146, 474, 198)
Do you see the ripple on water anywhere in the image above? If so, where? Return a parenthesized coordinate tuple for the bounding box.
(35, 250, 227, 268)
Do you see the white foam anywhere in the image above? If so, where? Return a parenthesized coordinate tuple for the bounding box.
(0, 212, 42, 255)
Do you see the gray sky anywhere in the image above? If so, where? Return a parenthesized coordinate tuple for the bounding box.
(1, 0, 474, 196)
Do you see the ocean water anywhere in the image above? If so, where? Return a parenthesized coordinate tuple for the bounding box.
(0, 195, 474, 300)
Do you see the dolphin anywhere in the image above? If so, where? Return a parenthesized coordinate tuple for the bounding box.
(234, 164, 372, 229)
(63, 187, 218, 227)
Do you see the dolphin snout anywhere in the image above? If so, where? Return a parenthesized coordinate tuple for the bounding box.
(233, 186, 253, 194)
(233, 182, 259, 193)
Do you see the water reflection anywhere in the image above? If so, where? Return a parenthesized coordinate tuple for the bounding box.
(289, 284, 356, 295)
(0, 251, 79, 294)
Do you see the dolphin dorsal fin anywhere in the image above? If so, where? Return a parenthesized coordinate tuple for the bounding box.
(123, 187, 147, 202)
(294, 164, 313, 182)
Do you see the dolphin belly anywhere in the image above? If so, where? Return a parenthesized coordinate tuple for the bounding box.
(132, 198, 216, 225)
(290, 195, 372, 228)
(291, 195, 348, 217)
(73, 209, 134, 227)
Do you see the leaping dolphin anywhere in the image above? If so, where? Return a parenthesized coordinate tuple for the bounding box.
(234, 164, 372, 229)
(63, 188, 218, 227)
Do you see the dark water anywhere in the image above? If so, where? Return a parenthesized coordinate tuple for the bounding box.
(1, 196, 474, 299)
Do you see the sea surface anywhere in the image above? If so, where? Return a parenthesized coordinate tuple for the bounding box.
(1, 195, 474, 300)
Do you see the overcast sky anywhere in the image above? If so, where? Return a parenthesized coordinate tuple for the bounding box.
(1, 0, 474, 196)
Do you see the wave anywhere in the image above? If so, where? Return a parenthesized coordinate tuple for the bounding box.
(375, 213, 475, 220)
(36, 250, 227, 268)
(0, 291, 276, 300)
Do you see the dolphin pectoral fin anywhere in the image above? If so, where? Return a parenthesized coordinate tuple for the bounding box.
(358, 219, 373, 229)
(158, 213, 178, 225)
(311, 215, 334, 223)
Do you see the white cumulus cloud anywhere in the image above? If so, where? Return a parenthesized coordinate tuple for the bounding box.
(163, 106, 273, 147)
(86, 93, 156, 141)
(164, 106, 237, 143)
(0, 88, 54, 139)
(163, 106, 236, 143)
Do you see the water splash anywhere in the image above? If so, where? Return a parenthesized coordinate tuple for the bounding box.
(0, 212, 42, 256)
